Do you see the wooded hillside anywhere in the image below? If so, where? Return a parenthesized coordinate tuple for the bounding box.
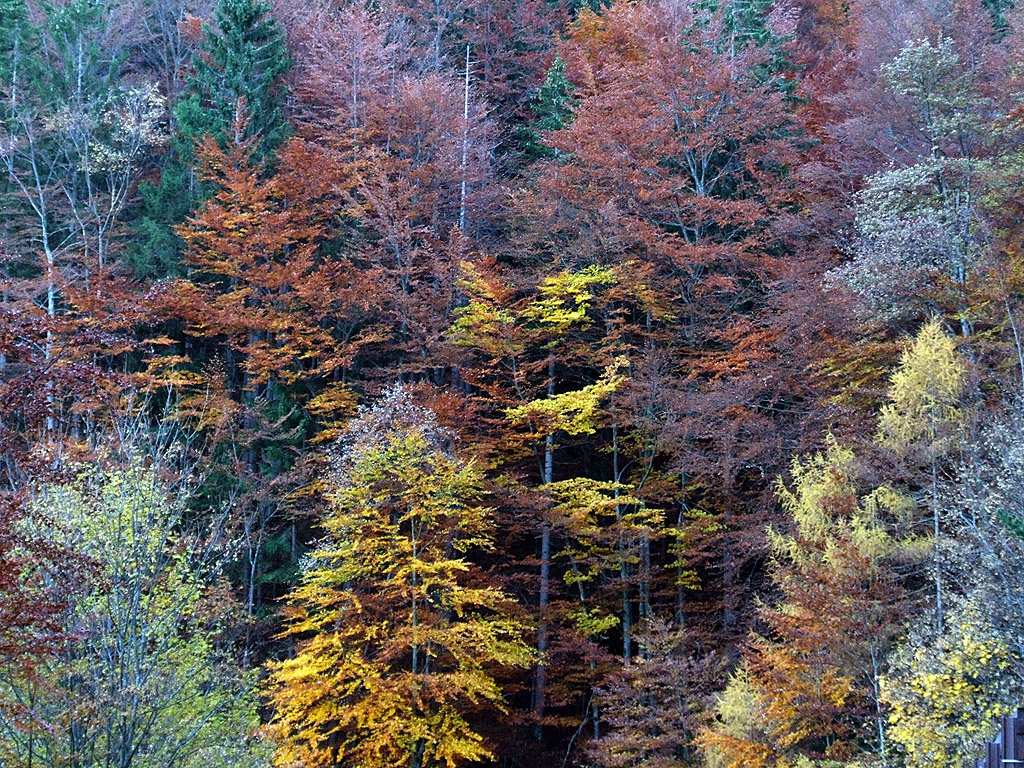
(2, 0, 1024, 765)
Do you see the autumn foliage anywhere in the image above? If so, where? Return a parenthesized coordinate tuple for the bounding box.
(5, 0, 1024, 765)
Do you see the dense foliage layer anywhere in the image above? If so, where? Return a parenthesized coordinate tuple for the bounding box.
(3, 0, 1024, 765)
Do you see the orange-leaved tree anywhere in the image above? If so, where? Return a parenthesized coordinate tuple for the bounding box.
(175, 129, 358, 400)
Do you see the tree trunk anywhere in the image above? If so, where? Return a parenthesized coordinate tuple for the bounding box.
(533, 356, 556, 742)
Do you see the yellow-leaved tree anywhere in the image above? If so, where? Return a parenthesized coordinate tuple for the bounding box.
(880, 597, 1023, 768)
(451, 261, 630, 734)
(877, 317, 967, 633)
(877, 318, 967, 454)
(266, 387, 534, 768)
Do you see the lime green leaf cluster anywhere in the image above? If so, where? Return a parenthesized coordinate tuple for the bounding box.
(507, 358, 626, 436)
(522, 265, 618, 336)
(450, 261, 518, 356)
(669, 508, 722, 590)
(877, 318, 967, 455)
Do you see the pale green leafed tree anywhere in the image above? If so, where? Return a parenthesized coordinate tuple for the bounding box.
(0, 460, 269, 768)
(826, 158, 988, 328)
(826, 36, 994, 331)
(881, 37, 981, 159)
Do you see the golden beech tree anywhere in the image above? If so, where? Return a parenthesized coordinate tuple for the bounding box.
(266, 387, 534, 768)
(170, 127, 373, 644)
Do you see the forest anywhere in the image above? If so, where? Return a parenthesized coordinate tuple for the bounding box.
(2, 0, 1024, 764)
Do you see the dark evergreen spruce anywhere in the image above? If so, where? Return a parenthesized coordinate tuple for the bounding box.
(129, 0, 289, 278)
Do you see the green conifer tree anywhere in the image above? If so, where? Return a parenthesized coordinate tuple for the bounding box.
(0, 0, 28, 86)
(130, 0, 289, 277)
(177, 0, 290, 153)
(517, 54, 577, 163)
(534, 54, 576, 134)
(699, 0, 797, 94)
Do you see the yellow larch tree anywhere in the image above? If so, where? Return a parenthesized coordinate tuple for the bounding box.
(700, 438, 921, 768)
(877, 317, 967, 633)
